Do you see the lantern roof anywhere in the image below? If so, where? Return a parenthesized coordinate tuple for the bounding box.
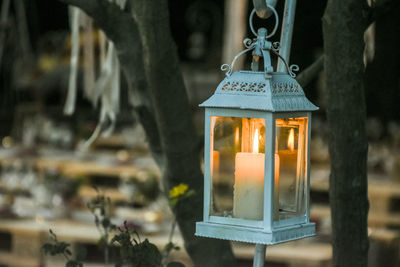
(200, 70, 318, 112)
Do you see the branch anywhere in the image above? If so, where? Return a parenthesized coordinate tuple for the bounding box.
(293, 0, 398, 88)
(368, 0, 400, 25)
(296, 55, 324, 88)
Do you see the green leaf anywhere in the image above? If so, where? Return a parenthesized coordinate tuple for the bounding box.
(41, 241, 71, 256)
(102, 218, 111, 229)
(49, 229, 57, 240)
(66, 260, 83, 267)
(169, 198, 178, 208)
(140, 239, 162, 266)
(163, 242, 180, 254)
(185, 189, 195, 198)
(75, 247, 87, 262)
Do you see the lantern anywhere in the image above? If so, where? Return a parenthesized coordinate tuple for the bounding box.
(195, 10, 318, 245)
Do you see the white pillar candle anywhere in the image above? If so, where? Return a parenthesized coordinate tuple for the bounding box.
(233, 151, 265, 220)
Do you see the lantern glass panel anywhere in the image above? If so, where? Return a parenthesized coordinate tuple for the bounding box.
(274, 117, 308, 221)
(210, 116, 266, 221)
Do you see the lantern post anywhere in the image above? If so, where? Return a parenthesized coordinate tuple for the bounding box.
(195, 1, 317, 267)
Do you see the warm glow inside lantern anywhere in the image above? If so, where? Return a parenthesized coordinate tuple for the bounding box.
(210, 116, 309, 222)
(196, 68, 318, 244)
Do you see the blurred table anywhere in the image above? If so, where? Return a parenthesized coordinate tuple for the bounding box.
(0, 218, 334, 267)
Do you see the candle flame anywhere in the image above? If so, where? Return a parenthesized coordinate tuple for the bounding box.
(253, 129, 259, 153)
(288, 128, 295, 151)
(235, 127, 240, 146)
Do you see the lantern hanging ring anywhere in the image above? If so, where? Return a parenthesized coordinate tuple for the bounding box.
(249, 5, 279, 38)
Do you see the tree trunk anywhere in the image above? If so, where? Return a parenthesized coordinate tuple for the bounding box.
(322, 1, 370, 266)
(128, 1, 235, 266)
(58, 0, 236, 266)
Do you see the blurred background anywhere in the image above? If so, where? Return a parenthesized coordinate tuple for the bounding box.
(0, 0, 399, 266)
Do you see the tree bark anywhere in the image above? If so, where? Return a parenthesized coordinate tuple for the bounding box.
(128, 1, 235, 266)
(58, 0, 235, 266)
(322, 1, 370, 266)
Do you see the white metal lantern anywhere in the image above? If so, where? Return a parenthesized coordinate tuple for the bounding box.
(195, 10, 318, 245)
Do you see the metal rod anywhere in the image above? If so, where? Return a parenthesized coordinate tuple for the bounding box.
(253, 244, 267, 267)
(277, 0, 297, 73)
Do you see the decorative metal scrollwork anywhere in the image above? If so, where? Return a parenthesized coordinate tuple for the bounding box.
(243, 38, 256, 49)
(221, 45, 256, 76)
(221, 81, 267, 93)
(220, 4, 299, 78)
(272, 42, 280, 52)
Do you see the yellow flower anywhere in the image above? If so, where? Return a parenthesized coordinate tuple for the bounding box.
(169, 183, 188, 198)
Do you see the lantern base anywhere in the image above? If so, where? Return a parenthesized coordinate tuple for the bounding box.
(195, 221, 315, 245)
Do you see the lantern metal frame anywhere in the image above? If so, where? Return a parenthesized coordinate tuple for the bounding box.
(196, 97, 316, 245)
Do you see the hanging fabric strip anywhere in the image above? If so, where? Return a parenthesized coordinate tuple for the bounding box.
(64, 6, 81, 115)
(101, 50, 119, 137)
(92, 41, 114, 107)
(82, 49, 116, 149)
(98, 30, 107, 70)
(82, 13, 95, 101)
(81, 0, 127, 149)
(111, 52, 120, 113)
(82, 43, 115, 149)
(82, 102, 107, 150)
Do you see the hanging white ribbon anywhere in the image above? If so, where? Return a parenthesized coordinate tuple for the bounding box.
(92, 41, 115, 107)
(67, 0, 126, 150)
(64, 6, 81, 115)
(82, 43, 120, 149)
(82, 12, 95, 102)
(82, 0, 126, 149)
(98, 30, 107, 71)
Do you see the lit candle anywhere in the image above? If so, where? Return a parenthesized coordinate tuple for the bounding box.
(274, 153, 280, 220)
(279, 128, 297, 173)
(276, 128, 298, 216)
(233, 129, 265, 220)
